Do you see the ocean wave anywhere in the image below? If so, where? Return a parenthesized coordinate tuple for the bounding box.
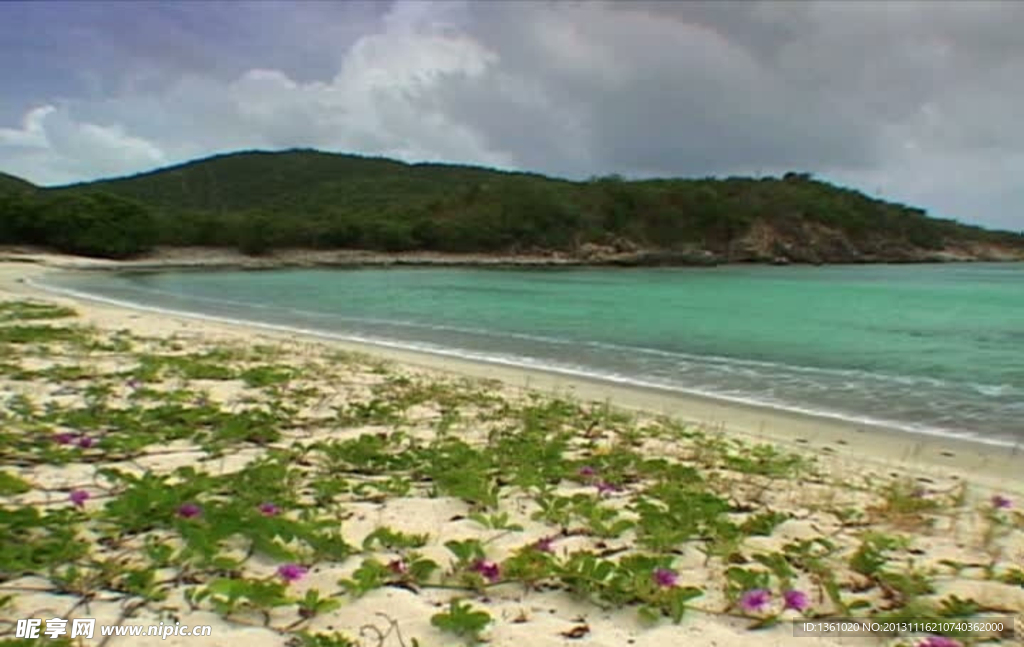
(31, 276, 1024, 451)
(55, 273, 1016, 397)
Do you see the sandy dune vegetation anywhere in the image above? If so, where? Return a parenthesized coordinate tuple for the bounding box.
(0, 262, 1022, 647)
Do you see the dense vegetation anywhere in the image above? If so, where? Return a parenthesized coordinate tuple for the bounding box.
(0, 190, 155, 259)
(0, 149, 1021, 260)
(0, 171, 34, 195)
(1, 298, 1020, 646)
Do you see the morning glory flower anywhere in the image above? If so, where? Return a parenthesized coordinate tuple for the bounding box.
(77, 436, 95, 449)
(652, 567, 678, 588)
(471, 559, 501, 583)
(595, 481, 620, 496)
(387, 559, 408, 575)
(277, 564, 308, 583)
(258, 502, 280, 516)
(783, 589, 810, 611)
(533, 536, 556, 553)
(992, 495, 1012, 509)
(53, 432, 75, 445)
(739, 589, 771, 613)
(177, 502, 202, 519)
(69, 490, 90, 508)
(578, 466, 596, 478)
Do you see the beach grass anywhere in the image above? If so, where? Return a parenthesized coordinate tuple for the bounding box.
(0, 297, 1021, 647)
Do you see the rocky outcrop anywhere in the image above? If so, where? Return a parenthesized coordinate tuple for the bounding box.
(719, 219, 1024, 265)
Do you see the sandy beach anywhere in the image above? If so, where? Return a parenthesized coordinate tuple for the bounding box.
(1, 253, 1021, 647)
(4, 252, 1022, 491)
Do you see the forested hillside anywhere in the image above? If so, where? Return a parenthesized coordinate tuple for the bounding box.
(0, 171, 34, 195)
(0, 149, 1021, 261)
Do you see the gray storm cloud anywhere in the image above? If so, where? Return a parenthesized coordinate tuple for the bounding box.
(0, 0, 1021, 230)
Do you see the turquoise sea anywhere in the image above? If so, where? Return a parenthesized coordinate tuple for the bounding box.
(41, 263, 1024, 447)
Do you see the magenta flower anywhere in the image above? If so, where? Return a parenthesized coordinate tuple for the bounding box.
(471, 559, 501, 583)
(53, 432, 75, 445)
(258, 502, 280, 516)
(992, 495, 1012, 509)
(652, 567, 678, 588)
(77, 436, 95, 449)
(739, 588, 771, 613)
(533, 536, 556, 553)
(596, 481, 620, 496)
(578, 465, 596, 478)
(69, 490, 90, 508)
(783, 589, 810, 611)
(387, 559, 408, 575)
(177, 502, 202, 519)
(277, 563, 308, 583)
(917, 637, 962, 647)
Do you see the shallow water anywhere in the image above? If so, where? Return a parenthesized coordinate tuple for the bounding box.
(43, 263, 1024, 447)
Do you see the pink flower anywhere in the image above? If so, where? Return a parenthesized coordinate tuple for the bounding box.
(53, 432, 75, 445)
(177, 502, 202, 519)
(992, 495, 1012, 509)
(258, 502, 280, 516)
(595, 481, 620, 496)
(783, 589, 810, 611)
(917, 637, 962, 647)
(652, 568, 678, 588)
(387, 560, 408, 575)
(69, 490, 90, 508)
(739, 588, 771, 613)
(578, 466, 596, 478)
(471, 559, 501, 583)
(533, 536, 556, 553)
(77, 436, 95, 449)
(277, 563, 308, 583)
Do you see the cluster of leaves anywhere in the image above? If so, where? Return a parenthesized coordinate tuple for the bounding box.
(0, 301, 77, 323)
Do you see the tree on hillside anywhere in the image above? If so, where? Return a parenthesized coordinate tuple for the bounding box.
(0, 192, 41, 244)
(37, 192, 157, 259)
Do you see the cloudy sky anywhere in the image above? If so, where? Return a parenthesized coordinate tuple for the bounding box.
(1, 0, 1021, 231)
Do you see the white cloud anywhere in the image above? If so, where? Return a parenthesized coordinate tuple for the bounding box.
(0, 0, 512, 184)
(0, 104, 166, 184)
(0, 105, 54, 149)
(0, 0, 1022, 230)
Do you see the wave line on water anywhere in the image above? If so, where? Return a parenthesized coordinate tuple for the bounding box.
(30, 277, 1022, 451)
(64, 275, 1015, 395)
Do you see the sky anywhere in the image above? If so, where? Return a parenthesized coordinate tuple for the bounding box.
(0, 0, 1022, 232)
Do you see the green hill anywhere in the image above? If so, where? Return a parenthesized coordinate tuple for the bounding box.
(0, 171, 35, 194)
(1, 148, 1022, 261)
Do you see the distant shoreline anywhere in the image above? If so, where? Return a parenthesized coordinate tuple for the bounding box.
(3, 245, 1024, 273)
